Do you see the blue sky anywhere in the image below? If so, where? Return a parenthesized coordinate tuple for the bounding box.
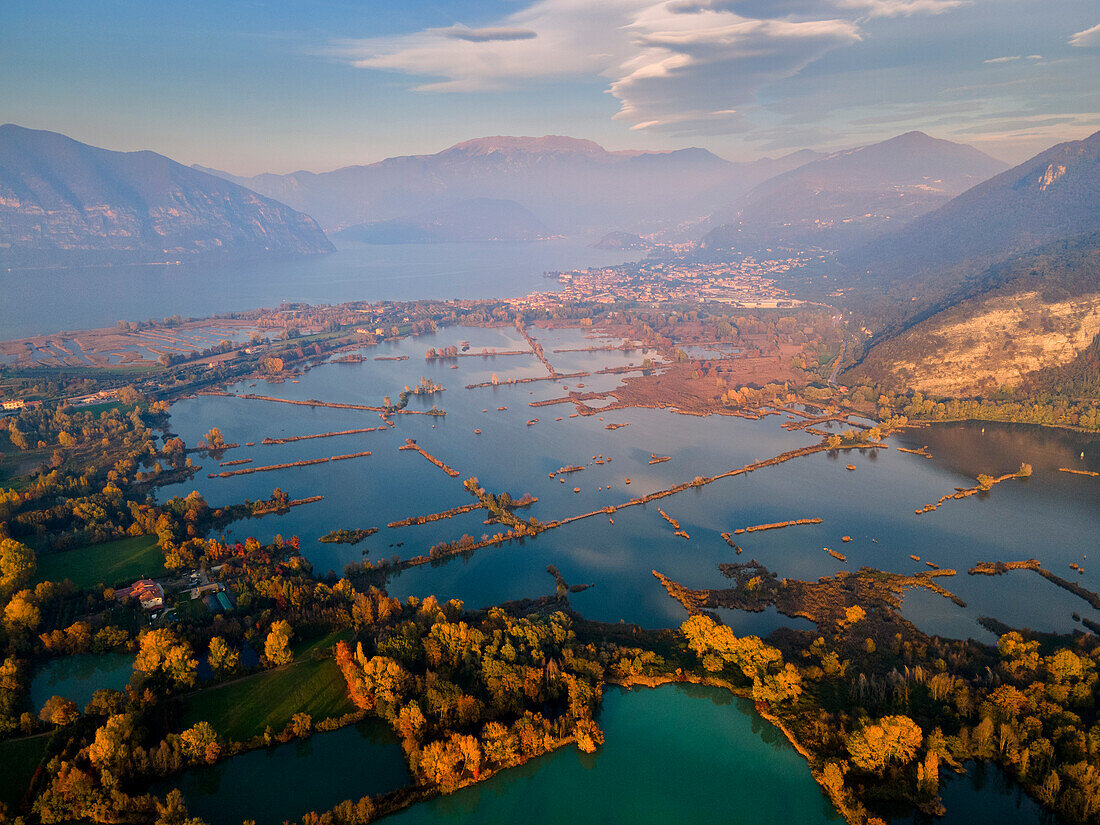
(2, 0, 1098, 174)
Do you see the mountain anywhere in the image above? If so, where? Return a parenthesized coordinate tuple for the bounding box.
(591, 231, 654, 251)
(0, 124, 333, 267)
(700, 132, 1007, 253)
(845, 231, 1100, 396)
(846, 129, 1100, 288)
(335, 198, 550, 244)
(200, 136, 821, 237)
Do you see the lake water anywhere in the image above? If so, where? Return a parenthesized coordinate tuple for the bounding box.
(0, 241, 636, 339)
(158, 324, 1100, 638)
(29, 653, 133, 712)
(384, 684, 839, 825)
(165, 720, 410, 825)
(893, 760, 1052, 825)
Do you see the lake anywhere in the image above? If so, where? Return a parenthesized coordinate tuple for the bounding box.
(29, 653, 133, 712)
(163, 720, 410, 825)
(158, 323, 1100, 638)
(0, 241, 637, 339)
(386, 684, 840, 825)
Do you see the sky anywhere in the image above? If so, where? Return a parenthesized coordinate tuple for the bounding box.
(2, 0, 1099, 175)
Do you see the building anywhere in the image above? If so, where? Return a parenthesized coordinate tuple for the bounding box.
(115, 579, 164, 609)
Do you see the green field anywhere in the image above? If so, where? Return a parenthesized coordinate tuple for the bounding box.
(0, 735, 48, 809)
(182, 631, 355, 741)
(35, 534, 163, 589)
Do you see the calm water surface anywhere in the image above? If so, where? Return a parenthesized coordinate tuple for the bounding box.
(0, 241, 635, 339)
(383, 684, 840, 825)
(165, 720, 410, 825)
(159, 325, 1100, 637)
(29, 653, 133, 712)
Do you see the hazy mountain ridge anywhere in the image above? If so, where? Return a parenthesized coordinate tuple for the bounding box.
(700, 131, 1008, 253)
(199, 136, 822, 236)
(334, 197, 551, 244)
(848, 129, 1100, 287)
(0, 125, 333, 267)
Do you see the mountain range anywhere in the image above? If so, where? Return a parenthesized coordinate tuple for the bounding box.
(198, 136, 822, 238)
(700, 131, 1008, 253)
(847, 130, 1100, 287)
(842, 130, 1100, 395)
(0, 124, 333, 267)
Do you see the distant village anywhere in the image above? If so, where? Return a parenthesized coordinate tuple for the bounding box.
(514, 257, 807, 311)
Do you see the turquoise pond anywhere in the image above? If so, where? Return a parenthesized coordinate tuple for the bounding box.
(156, 683, 1057, 825)
(383, 684, 840, 825)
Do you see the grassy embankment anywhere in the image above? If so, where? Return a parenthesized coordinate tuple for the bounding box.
(181, 631, 355, 741)
(0, 735, 49, 809)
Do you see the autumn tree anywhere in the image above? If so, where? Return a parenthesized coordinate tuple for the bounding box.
(4, 589, 41, 632)
(0, 537, 35, 598)
(264, 620, 294, 666)
(39, 695, 79, 726)
(203, 427, 226, 450)
(180, 721, 220, 764)
(681, 615, 801, 703)
(846, 715, 923, 774)
(207, 636, 239, 676)
(134, 628, 198, 689)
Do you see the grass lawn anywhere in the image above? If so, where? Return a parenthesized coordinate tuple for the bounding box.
(182, 631, 355, 741)
(35, 534, 163, 589)
(0, 735, 48, 809)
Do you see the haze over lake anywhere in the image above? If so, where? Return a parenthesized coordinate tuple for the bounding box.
(0, 241, 637, 340)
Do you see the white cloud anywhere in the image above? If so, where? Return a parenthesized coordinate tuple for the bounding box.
(610, 6, 860, 132)
(335, 0, 643, 92)
(336, 0, 861, 132)
(833, 0, 967, 18)
(983, 54, 1042, 64)
(1068, 23, 1100, 47)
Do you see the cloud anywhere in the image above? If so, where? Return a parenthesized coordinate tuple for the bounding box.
(337, 0, 861, 132)
(984, 54, 1042, 64)
(335, 0, 644, 92)
(610, 6, 861, 133)
(443, 27, 538, 43)
(833, 0, 967, 18)
(1069, 23, 1100, 47)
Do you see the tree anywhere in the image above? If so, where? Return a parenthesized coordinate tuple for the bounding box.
(846, 715, 923, 773)
(207, 637, 239, 676)
(4, 589, 41, 631)
(134, 628, 198, 688)
(0, 538, 35, 598)
(39, 695, 79, 726)
(264, 620, 294, 666)
(87, 713, 135, 771)
(203, 427, 226, 450)
(180, 721, 220, 764)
